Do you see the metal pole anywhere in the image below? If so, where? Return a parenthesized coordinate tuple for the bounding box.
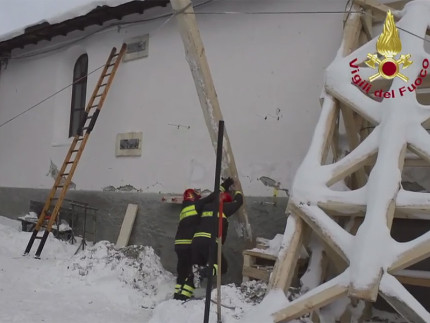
(203, 120, 224, 323)
(216, 198, 224, 323)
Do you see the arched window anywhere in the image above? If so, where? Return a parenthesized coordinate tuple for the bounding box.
(69, 54, 88, 137)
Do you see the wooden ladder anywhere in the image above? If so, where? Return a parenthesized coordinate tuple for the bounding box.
(24, 44, 127, 258)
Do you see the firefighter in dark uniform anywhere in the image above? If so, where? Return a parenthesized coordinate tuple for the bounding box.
(178, 187, 243, 300)
(173, 178, 233, 300)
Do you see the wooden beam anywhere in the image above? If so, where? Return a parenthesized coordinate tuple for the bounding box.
(272, 279, 348, 323)
(170, 0, 252, 243)
(389, 233, 430, 272)
(348, 270, 382, 302)
(326, 142, 377, 187)
(289, 203, 350, 263)
(340, 105, 368, 188)
(395, 270, 430, 288)
(354, 0, 400, 18)
(268, 214, 305, 294)
(322, 101, 340, 164)
(380, 273, 430, 323)
(360, 9, 373, 40)
(116, 203, 138, 248)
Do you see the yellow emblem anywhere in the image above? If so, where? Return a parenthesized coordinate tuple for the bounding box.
(365, 10, 412, 82)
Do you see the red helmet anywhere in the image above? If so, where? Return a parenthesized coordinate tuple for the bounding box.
(183, 189, 201, 202)
(220, 192, 232, 203)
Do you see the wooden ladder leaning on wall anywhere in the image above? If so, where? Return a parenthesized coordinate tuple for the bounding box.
(24, 44, 127, 258)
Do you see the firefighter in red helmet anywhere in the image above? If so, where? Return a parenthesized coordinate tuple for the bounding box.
(177, 184, 243, 300)
(173, 178, 234, 301)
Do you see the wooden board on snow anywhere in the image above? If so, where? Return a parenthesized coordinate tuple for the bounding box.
(116, 203, 138, 248)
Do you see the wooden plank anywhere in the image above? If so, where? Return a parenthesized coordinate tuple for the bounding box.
(380, 273, 430, 323)
(321, 101, 339, 164)
(360, 9, 373, 40)
(268, 214, 305, 293)
(289, 203, 349, 264)
(242, 266, 272, 282)
(340, 105, 368, 188)
(243, 249, 277, 261)
(272, 282, 348, 323)
(395, 270, 430, 287)
(389, 234, 430, 272)
(170, 0, 252, 243)
(242, 253, 255, 282)
(116, 203, 138, 248)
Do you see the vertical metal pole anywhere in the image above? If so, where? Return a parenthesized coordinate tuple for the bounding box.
(216, 198, 224, 322)
(203, 120, 224, 323)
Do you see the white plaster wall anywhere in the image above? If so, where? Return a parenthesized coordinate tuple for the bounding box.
(0, 0, 344, 196)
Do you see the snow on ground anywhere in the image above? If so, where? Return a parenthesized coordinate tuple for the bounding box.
(0, 216, 407, 322)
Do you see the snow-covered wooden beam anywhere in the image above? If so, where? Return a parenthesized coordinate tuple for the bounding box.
(379, 274, 430, 323)
(272, 274, 349, 323)
(390, 231, 430, 272)
(289, 203, 350, 264)
(170, 0, 252, 243)
(340, 105, 368, 187)
(268, 214, 305, 293)
(395, 269, 430, 287)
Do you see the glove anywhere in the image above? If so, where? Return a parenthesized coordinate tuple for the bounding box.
(221, 177, 234, 192)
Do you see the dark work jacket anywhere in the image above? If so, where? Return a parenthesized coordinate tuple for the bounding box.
(174, 192, 216, 246)
(193, 191, 243, 244)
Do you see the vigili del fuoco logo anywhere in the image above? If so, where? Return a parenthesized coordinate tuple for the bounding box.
(349, 10, 429, 99)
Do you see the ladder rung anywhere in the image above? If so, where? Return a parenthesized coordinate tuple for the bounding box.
(71, 149, 79, 152)
(94, 94, 103, 98)
(107, 63, 115, 67)
(104, 73, 112, 77)
(55, 185, 64, 188)
(100, 83, 108, 86)
(62, 173, 70, 176)
(66, 161, 75, 164)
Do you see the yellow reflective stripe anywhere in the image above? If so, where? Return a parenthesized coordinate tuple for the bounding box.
(175, 239, 192, 245)
(175, 284, 181, 293)
(194, 232, 212, 239)
(181, 290, 193, 297)
(183, 284, 194, 292)
(201, 211, 226, 219)
(179, 205, 198, 221)
(180, 284, 194, 297)
(213, 264, 218, 276)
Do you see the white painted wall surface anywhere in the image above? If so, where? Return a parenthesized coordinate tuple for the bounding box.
(0, 0, 344, 196)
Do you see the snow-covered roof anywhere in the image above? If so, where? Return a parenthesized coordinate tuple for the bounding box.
(0, 0, 169, 55)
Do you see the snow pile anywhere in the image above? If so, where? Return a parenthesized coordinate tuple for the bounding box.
(0, 216, 408, 322)
(68, 241, 175, 309)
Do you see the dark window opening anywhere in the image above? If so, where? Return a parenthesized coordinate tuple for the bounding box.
(69, 54, 88, 137)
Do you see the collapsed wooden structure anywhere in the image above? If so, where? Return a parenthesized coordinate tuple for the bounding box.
(268, 0, 430, 322)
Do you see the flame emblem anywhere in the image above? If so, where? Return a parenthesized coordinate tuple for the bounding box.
(365, 10, 412, 82)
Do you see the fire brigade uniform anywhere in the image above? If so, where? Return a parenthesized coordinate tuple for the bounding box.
(178, 190, 243, 300)
(174, 179, 233, 301)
